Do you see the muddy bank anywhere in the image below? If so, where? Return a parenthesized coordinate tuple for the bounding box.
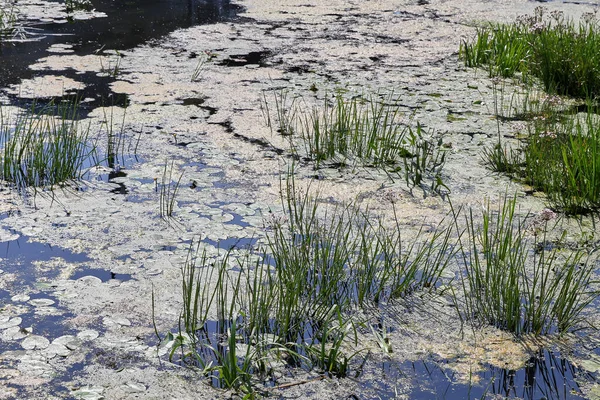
(1, 0, 600, 398)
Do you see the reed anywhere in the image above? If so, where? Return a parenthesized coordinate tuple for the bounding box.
(461, 8, 600, 99)
(0, 99, 96, 193)
(457, 195, 598, 335)
(159, 160, 183, 220)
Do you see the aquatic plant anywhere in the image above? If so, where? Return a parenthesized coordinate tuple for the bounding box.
(159, 160, 182, 220)
(98, 49, 122, 78)
(269, 90, 410, 166)
(0, 99, 96, 192)
(461, 7, 600, 99)
(304, 305, 363, 378)
(191, 50, 217, 82)
(268, 90, 448, 194)
(172, 172, 455, 392)
(0, 3, 17, 42)
(101, 106, 129, 171)
(484, 103, 600, 214)
(457, 195, 598, 336)
(402, 123, 447, 195)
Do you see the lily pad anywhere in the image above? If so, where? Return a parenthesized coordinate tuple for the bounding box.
(103, 316, 132, 327)
(11, 294, 30, 302)
(77, 329, 100, 341)
(28, 298, 55, 307)
(0, 316, 22, 330)
(72, 386, 105, 400)
(78, 276, 103, 285)
(53, 335, 81, 350)
(122, 382, 146, 393)
(2, 326, 28, 341)
(0, 229, 20, 242)
(21, 335, 50, 350)
(44, 343, 71, 358)
(21, 226, 43, 236)
(146, 268, 163, 276)
(580, 359, 600, 373)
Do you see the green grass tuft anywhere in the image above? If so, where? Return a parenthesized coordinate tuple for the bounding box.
(0, 99, 96, 192)
(457, 195, 598, 336)
(461, 8, 600, 99)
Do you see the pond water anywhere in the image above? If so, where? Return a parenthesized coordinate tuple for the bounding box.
(0, 0, 242, 108)
(403, 349, 589, 400)
(2, 0, 600, 398)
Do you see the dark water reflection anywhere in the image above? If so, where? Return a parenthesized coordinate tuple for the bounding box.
(399, 349, 593, 400)
(0, 0, 242, 87)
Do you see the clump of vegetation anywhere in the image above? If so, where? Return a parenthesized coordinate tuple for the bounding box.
(166, 172, 455, 394)
(191, 50, 217, 82)
(269, 90, 411, 168)
(266, 90, 448, 194)
(483, 104, 600, 215)
(461, 7, 600, 99)
(65, 0, 93, 13)
(162, 169, 600, 396)
(456, 196, 598, 336)
(159, 160, 183, 220)
(98, 49, 122, 78)
(0, 3, 17, 42)
(0, 100, 96, 192)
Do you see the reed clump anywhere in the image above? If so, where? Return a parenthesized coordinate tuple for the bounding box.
(0, 3, 17, 42)
(457, 196, 598, 336)
(170, 173, 455, 393)
(0, 100, 96, 192)
(267, 90, 448, 194)
(461, 7, 600, 99)
(483, 103, 600, 215)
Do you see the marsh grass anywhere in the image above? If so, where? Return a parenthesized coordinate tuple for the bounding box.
(171, 176, 600, 393)
(0, 99, 96, 192)
(269, 90, 411, 167)
(402, 123, 447, 194)
(0, 3, 17, 42)
(484, 105, 600, 214)
(172, 172, 456, 392)
(268, 90, 448, 194)
(461, 8, 600, 99)
(274, 172, 455, 314)
(98, 49, 122, 78)
(522, 112, 600, 214)
(159, 161, 183, 220)
(457, 195, 598, 335)
(100, 106, 130, 170)
(191, 51, 216, 82)
(65, 0, 93, 13)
